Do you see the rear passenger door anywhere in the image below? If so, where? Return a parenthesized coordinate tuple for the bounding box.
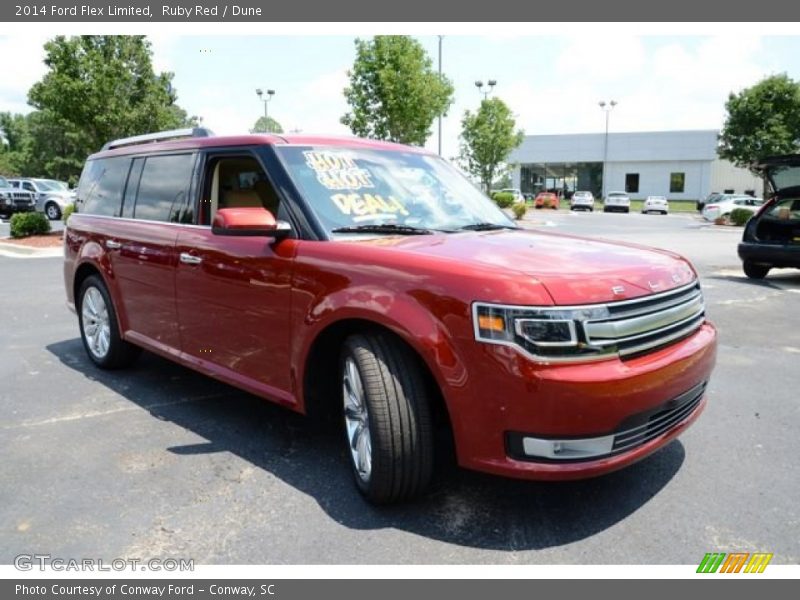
(104, 152, 196, 354)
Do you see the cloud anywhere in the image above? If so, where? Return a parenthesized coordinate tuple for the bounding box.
(0, 34, 50, 113)
(500, 35, 767, 136)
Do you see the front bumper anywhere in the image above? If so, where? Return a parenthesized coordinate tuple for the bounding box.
(449, 322, 717, 480)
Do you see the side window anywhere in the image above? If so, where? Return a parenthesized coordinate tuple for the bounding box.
(625, 173, 639, 194)
(78, 157, 131, 217)
(669, 172, 685, 193)
(23, 182, 35, 192)
(198, 154, 281, 226)
(133, 154, 194, 222)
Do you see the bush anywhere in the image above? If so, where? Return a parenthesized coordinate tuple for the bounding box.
(729, 208, 752, 226)
(511, 202, 527, 220)
(10, 211, 51, 238)
(492, 192, 515, 209)
(62, 203, 76, 223)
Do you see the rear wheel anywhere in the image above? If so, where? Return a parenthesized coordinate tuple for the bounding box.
(340, 333, 434, 504)
(743, 261, 770, 280)
(78, 275, 141, 369)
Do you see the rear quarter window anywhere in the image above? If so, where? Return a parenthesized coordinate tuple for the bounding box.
(77, 157, 132, 217)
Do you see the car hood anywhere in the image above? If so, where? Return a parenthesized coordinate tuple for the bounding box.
(352, 229, 696, 305)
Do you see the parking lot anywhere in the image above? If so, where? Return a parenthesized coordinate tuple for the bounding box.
(1, 210, 798, 565)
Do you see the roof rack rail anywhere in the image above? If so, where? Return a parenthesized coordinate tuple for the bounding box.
(101, 127, 215, 151)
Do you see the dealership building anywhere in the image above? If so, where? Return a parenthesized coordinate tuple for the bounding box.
(509, 129, 763, 201)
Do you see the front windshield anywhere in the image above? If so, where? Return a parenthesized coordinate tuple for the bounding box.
(275, 146, 514, 234)
(34, 179, 59, 191)
(0, 176, 8, 188)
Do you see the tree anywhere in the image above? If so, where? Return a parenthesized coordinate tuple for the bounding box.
(250, 116, 284, 134)
(26, 35, 197, 181)
(341, 36, 454, 145)
(719, 74, 800, 170)
(459, 97, 524, 193)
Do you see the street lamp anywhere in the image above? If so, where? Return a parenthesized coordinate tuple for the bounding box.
(475, 79, 497, 100)
(598, 100, 617, 199)
(256, 88, 275, 133)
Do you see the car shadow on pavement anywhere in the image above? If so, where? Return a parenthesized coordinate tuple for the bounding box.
(47, 338, 685, 552)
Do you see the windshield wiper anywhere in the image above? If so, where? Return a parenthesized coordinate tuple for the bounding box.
(331, 224, 436, 235)
(458, 222, 518, 231)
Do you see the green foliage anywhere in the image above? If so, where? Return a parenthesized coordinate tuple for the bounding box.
(459, 97, 524, 193)
(62, 202, 76, 222)
(719, 74, 800, 170)
(492, 191, 515, 208)
(511, 202, 527, 220)
(341, 36, 454, 145)
(729, 207, 753, 226)
(17, 35, 197, 182)
(10, 212, 51, 238)
(250, 116, 284, 134)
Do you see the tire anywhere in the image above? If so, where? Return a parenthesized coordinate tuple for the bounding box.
(77, 275, 141, 369)
(743, 261, 770, 280)
(340, 333, 434, 504)
(45, 202, 61, 220)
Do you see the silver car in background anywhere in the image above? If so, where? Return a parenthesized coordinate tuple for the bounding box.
(8, 178, 76, 220)
(570, 191, 595, 211)
(603, 191, 631, 213)
(642, 195, 669, 214)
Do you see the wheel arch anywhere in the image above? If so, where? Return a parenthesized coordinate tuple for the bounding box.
(300, 317, 455, 448)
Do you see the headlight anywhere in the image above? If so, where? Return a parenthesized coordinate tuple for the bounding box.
(473, 303, 614, 361)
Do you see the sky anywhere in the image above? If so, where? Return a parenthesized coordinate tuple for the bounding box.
(2, 33, 800, 159)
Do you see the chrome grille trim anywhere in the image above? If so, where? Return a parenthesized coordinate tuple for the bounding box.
(582, 281, 705, 357)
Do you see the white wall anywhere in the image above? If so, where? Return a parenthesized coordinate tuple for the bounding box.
(710, 159, 764, 196)
(604, 160, 709, 200)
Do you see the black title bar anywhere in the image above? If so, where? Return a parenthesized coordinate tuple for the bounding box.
(2, 0, 799, 22)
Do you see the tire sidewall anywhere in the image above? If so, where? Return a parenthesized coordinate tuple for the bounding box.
(77, 275, 119, 368)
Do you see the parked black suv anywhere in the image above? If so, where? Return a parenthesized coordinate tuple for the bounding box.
(738, 156, 800, 279)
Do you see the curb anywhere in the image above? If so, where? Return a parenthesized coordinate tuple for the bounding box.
(0, 241, 63, 258)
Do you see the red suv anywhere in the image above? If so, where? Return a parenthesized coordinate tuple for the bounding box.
(64, 129, 717, 504)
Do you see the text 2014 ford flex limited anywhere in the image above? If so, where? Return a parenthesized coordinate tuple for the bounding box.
(63, 129, 717, 504)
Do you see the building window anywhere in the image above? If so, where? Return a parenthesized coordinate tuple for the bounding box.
(670, 172, 685, 193)
(625, 173, 639, 194)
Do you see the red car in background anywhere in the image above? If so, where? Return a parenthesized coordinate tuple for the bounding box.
(64, 129, 717, 504)
(534, 192, 560, 209)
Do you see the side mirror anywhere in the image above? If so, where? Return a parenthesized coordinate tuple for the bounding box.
(212, 207, 291, 237)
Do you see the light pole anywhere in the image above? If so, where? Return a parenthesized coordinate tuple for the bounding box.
(256, 88, 275, 132)
(475, 79, 497, 100)
(437, 35, 443, 156)
(598, 100, 617, 199)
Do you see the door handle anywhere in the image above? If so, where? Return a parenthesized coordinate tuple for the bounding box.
(179, 252, 203, 265)
(105, 239, 121, 249)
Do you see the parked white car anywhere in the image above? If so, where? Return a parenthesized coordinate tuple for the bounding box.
(8, 178, 76, 220)
(702, 196, 764, 222)
(570, 191, 595, 211)
(500, 188, 526, 204)
(603, 191, 630, 213)
(642, 195, 669, 214)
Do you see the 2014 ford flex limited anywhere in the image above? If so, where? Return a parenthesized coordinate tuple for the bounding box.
(64, 129, 717, 504)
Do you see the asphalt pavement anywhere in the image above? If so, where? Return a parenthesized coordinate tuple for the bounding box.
(0, 210, 798, 564)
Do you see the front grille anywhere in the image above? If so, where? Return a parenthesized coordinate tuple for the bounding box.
(612, 381, 706, 452)
(583, 281, 705, 357)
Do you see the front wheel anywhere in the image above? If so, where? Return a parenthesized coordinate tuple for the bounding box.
(340, 333, 434, 504)
(743, 261, 770, 280)
(45, 202, 61, 220)
(78, 275, 141, 369)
